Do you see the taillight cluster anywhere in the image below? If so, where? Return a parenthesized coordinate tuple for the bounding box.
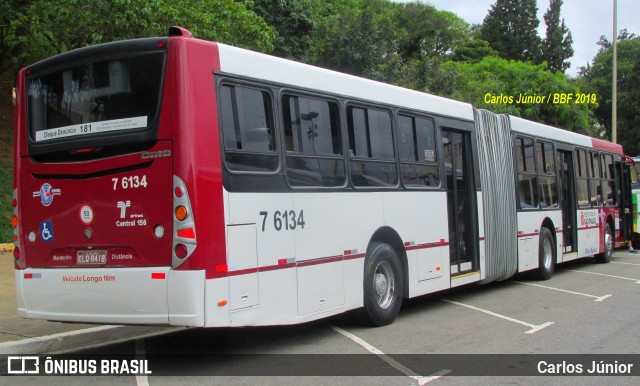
(173, 176, 196, 267)
(11, 189, 21, 265)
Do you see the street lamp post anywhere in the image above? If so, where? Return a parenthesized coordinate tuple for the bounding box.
(612, 0, 617, 143)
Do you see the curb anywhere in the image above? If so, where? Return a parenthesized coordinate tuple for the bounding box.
(0, 243, 14, 252)
(0, 325, 184, 355)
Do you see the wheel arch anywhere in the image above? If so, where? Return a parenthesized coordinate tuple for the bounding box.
(541, 217, 557, 260)
(368, 226, 408, 298)
(605, 214, 615, 240)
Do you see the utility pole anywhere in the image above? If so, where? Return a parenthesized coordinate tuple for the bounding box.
(612, 0, 617, 143)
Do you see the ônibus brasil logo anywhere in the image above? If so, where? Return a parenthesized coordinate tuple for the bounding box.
(32, 183, 62, 206)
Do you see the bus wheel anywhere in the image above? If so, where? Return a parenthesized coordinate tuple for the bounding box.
(362, 243, 403, 326)
(595, 223, 613, 263)
(533, 228, 555, 280)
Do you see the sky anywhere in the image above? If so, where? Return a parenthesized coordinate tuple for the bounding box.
(411, 0, 640, 77)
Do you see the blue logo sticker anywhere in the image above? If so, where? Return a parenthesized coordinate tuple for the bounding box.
(40, 221, 54, 242)
(32, 183, 61, 206)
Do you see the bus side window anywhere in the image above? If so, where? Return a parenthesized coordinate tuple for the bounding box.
(347, 106, 397, 187)
(589, 151, 602, 206)
(398, 114, 439, 188)
(575, 149, 590, 207)
(536, 141, 558, 209)
(282, 94, 345, 187)
(219, 84, 278, 172)
(601, 154, 615, 206)
(514, 136, 539, 209)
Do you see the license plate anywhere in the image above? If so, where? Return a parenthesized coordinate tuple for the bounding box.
(77, 250, 107, 265)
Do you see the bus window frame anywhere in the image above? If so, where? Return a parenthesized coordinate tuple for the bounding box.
(25, 43, 168, 158)
(396, 110, 441, 190)
(345, 102, 399, 190)
(279, 88, 348, 189)
(216, 77, 281, 176)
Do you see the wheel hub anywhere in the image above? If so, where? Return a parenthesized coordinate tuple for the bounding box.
(375, 273, 388, 297)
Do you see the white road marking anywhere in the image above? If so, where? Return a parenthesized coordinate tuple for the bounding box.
(135, 338, 150, 386)
(441, 299, 554, 334)
(611, 261, 640, 267)
(330, 325, 450, 385)
(567, 269, 640, 283)
(514, 281, 612, 302)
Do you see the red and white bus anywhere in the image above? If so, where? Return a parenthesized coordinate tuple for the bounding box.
(11, 27, 634, 327)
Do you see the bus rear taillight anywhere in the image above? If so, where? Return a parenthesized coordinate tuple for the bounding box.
(12, 188, 24, 269)
(172, 176, 197, 268)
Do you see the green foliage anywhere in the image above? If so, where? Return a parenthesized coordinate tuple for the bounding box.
(2, 0, 275, 76)
(481, 0, 541, 62)
(396, 2, 471, 60)
(252, 0, 315, 62)
(541, 0, 573, 73)
(583, 36, 640, 155)
(312, 0, 399, 76)
(443, 56, 592, 130)
(451, 39, 499, 63)
(0, 0, 633, 157)
(0, 159, 11, 244)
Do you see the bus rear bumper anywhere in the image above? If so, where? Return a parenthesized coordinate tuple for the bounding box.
(15, 267, 205, 327)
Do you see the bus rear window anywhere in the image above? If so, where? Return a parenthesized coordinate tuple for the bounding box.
(27, 53, 164, 145)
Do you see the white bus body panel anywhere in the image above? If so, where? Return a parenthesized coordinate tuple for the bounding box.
(218, 188, 457, 326)
(217, 44, 474, 122)
(509, 116, 593, 147)
(576, 209, 601, 258)
(16, 268, 205, 326)
(516, 210, 562, 272)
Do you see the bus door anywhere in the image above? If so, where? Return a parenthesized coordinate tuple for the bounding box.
(443, 129, 478, 276)
(617, 159, 633, 245)
(559, 150, 577, 254)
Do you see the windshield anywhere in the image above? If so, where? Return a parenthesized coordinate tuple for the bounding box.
(27, 53, 164, 145)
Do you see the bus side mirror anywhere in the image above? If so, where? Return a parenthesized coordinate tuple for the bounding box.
(632, 165, 639, 185)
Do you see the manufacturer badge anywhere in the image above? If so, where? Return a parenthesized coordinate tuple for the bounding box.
(33, 183, 61, 206)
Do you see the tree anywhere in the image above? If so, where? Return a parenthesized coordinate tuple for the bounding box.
(312, 0, 399, 77)
(451, 38, 498, 63)
(481, 0, 541, 62)
(582, 35, 640, 155)
(252, 0, 315, 62)
(443, 56, 593, 131)
(1, 0, 275, 77)
(396, 2, 471, 60)
(541, 0, 573, 72)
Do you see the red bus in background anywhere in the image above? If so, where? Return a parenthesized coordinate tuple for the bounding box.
(11, 27, 635, 328)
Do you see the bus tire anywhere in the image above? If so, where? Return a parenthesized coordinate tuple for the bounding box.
(361, 243, 403, 326)
(533, 227, 555, 280)
(595, 223, 613, 263)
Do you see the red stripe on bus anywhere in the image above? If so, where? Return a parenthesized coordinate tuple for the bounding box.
(577, 225, 600, 231)
(222, 240, 450, 277)
(344, 253, 366, 261)
(227, 267, 259, 277)
(297, 255, 343, 267)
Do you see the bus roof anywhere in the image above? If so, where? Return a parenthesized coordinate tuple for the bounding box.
(216, 43, 475, 122)
(507, 115, 623, 155)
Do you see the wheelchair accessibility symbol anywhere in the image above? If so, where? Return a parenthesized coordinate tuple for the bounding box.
(40, 221, 54, 242)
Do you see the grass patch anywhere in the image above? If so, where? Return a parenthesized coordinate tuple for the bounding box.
(0, 158, 12, 243)
(1, 74, 15, 243)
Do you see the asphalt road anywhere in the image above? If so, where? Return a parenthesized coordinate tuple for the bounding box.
(3, 252, 640, 385)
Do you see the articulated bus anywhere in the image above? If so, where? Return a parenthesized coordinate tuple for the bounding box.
(11, 27, 635, 327)
(631, 157, 640, 248)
